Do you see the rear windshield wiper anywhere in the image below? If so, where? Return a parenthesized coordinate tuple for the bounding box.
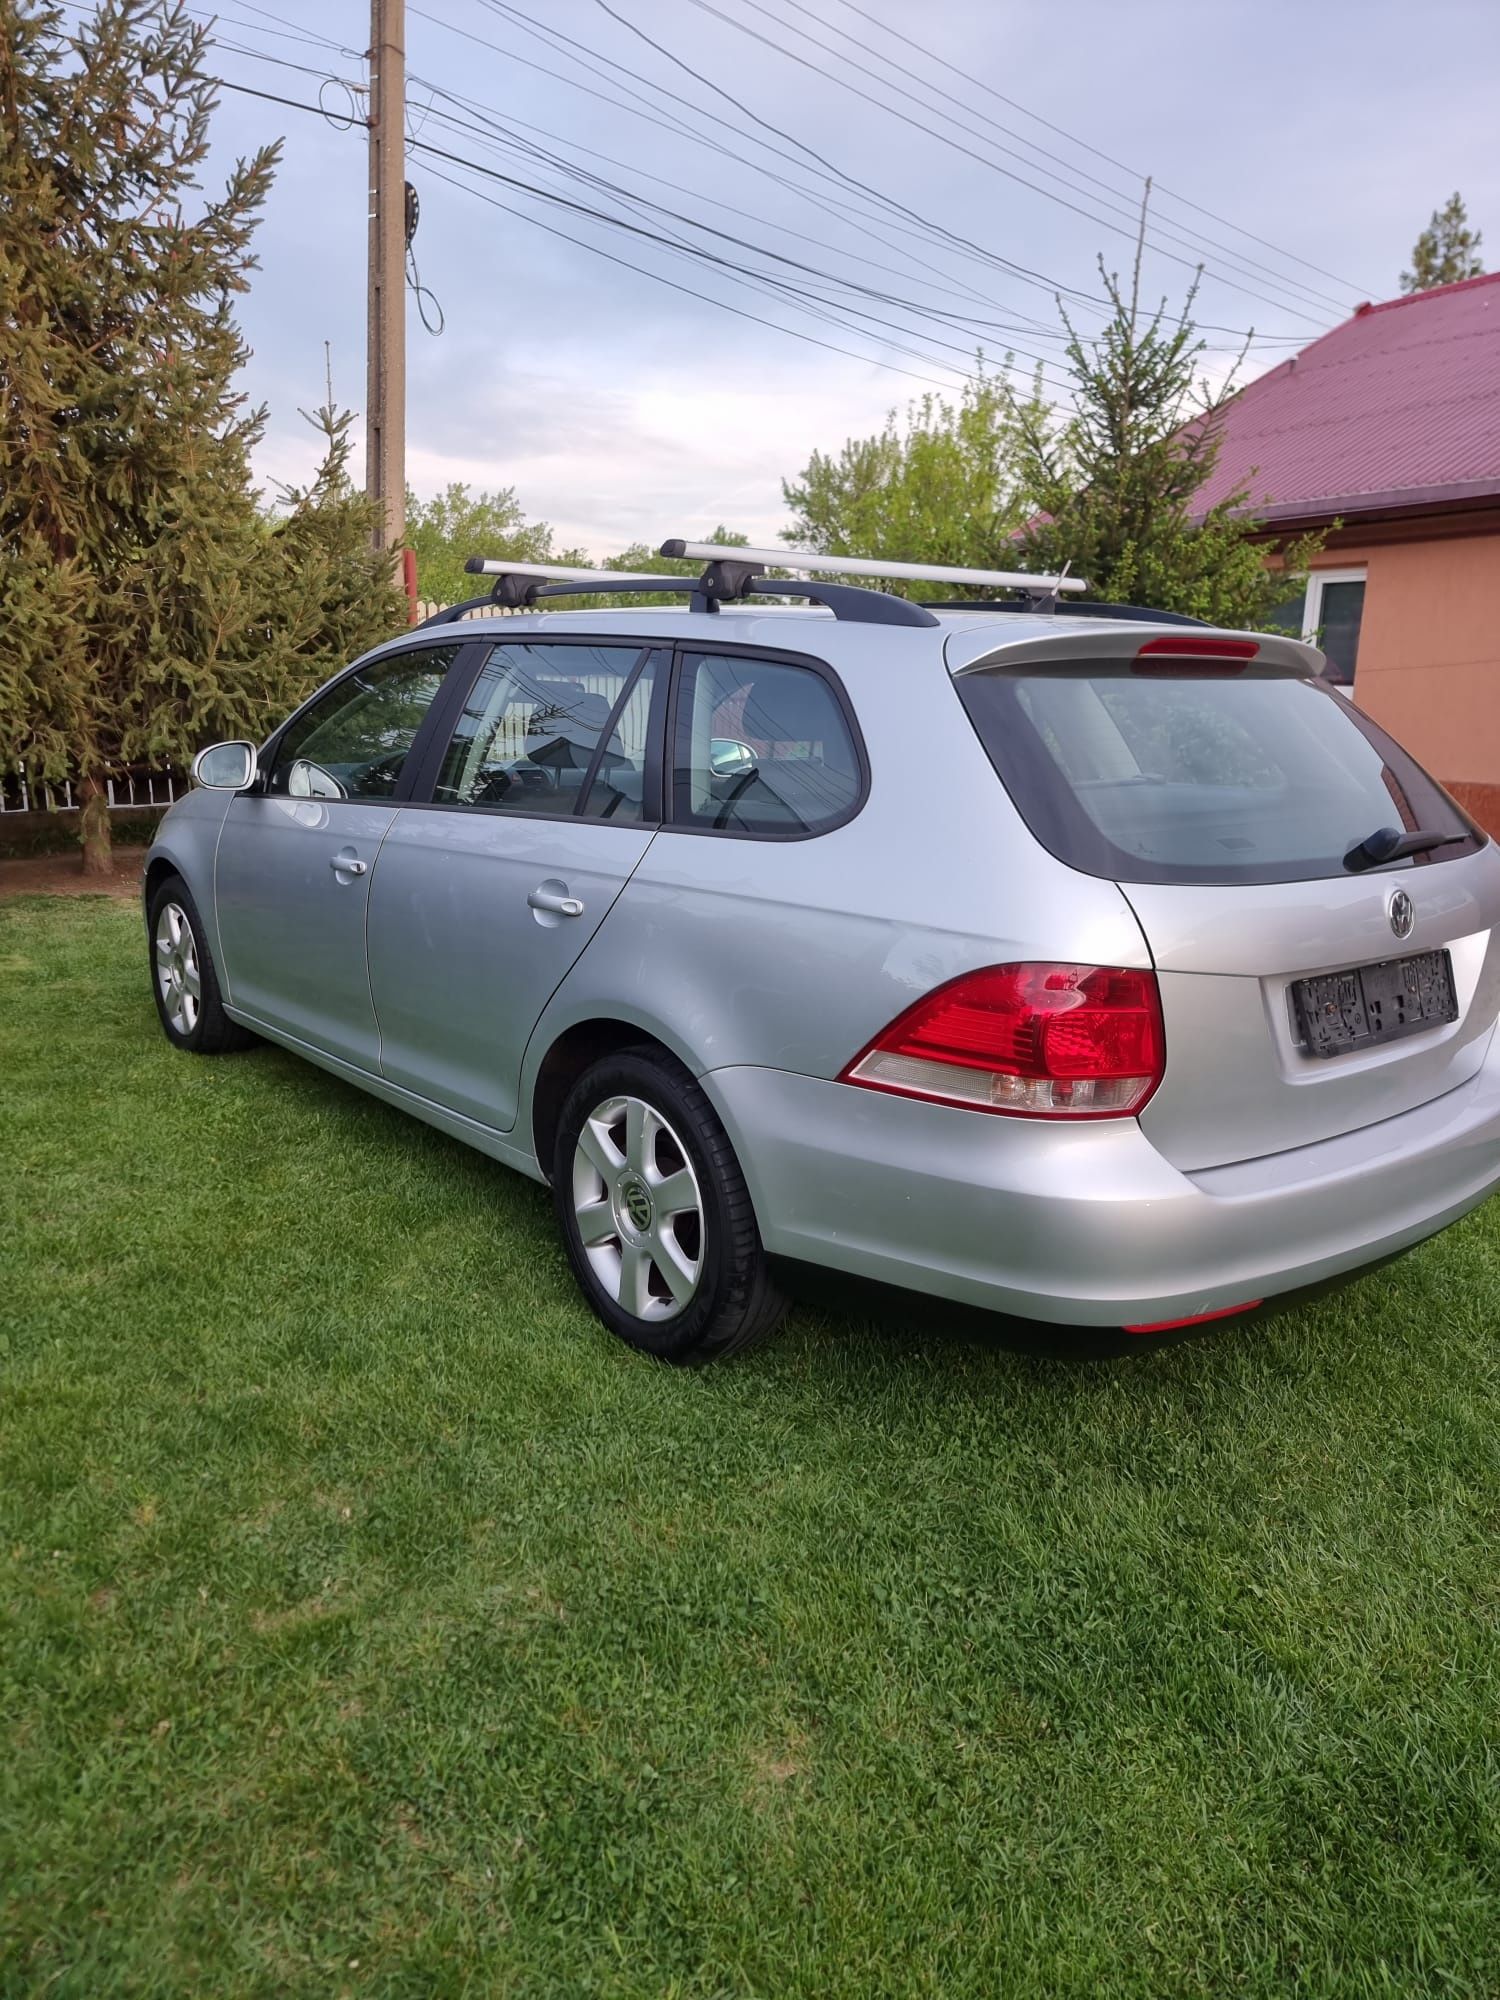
(1342, 825, 1470, 872)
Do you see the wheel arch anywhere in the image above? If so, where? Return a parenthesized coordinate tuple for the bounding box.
(530, 1016, 685, 1182)
(143, 853, 182, 905)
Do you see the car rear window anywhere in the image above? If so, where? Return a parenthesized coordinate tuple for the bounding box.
(955, 664, 1483, 887)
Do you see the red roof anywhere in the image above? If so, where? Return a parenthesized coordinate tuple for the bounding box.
(1194, 270, 1500, 524)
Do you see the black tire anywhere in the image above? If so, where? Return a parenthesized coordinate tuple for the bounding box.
(146, 872, 255, 1055)
(553, 1046, 787, 1364)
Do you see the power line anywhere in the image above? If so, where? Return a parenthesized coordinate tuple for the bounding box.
(204, 40, 1060, 392)
(406, 134, 996, 379)
(714, 0, 1360, 316)
(820, 0, 1373, 299)
(409, 101, 1075, 365)
(416, 157, 971, 390)
(201, 0, 367, 61)
(217, 77, 364, 122)
(424, 0, 1313, 344)
(407, 76, 1070, 337)
(198, 37, 1049, 381)
(203, 33, 366, 91)
(409, 0, 1117, 333)
(672, 0, 1338, 324)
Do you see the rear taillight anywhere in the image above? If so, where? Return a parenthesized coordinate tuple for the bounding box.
(840, 964, 1165, 1118)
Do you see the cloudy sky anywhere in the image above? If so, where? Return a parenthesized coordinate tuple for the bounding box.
(188, 0, 1500, 559)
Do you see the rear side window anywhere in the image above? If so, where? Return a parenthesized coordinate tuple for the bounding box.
(672, 651, 863, 838)
(432, 642, 656, 821)
(956, 665, 1482, 886)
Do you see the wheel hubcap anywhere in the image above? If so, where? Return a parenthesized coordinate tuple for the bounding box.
(571, 1094, 704, 1322)
(154, 902, 201, 1036)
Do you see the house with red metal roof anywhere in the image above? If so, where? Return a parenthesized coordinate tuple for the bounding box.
(1199, 269, 1500, 831)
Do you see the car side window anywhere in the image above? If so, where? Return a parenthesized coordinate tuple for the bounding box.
(671, 651, 863, 837)
(267, 646, 461, 800)
(431, 642, 657, 822)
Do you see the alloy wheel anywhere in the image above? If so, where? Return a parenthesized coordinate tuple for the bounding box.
(154, 901, 201, 1037)
(571, 1094, 704, 1320)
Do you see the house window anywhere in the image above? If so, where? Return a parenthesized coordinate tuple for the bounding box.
(1267, 568, 1366, 684)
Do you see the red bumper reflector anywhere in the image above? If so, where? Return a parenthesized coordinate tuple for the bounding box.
(1124, 1300, 1263, 1335)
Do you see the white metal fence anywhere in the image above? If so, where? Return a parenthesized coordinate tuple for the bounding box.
(0, 765, 182, 816)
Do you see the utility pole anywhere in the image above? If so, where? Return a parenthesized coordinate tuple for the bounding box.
(366, 0, 405, 554)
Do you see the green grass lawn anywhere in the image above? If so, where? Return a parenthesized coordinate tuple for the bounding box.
(3, 895, 1498, 1999)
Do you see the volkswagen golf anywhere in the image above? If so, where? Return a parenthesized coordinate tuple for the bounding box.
(144, 541, 1500, 1363)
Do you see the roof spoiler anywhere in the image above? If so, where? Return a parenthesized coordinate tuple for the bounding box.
(947, 625, 1329, 678)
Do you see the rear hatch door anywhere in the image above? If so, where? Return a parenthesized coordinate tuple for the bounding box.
(949, 621, 1500, 1171)
(1124, 860, 1500, 1169)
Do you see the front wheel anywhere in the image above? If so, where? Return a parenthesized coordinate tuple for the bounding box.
(553, 1048, 787, 1364)
(147, 873, 254, 1054)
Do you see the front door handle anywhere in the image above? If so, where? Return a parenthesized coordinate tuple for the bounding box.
(330, 854, 368, 877)
(528, 883, 584, 918)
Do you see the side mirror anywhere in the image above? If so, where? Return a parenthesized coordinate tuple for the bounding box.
(192, 740, 258, 791)
(709, 738, 758, 780)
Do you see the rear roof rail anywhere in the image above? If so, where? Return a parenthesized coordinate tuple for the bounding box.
(924, 599, 1214, 627)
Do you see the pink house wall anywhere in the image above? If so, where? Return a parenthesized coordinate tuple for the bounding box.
(1328, 531, 1500, 834)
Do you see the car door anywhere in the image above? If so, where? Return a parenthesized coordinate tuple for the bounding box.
(365, 637, 665, 1131)
(213, 640, 469, 1071)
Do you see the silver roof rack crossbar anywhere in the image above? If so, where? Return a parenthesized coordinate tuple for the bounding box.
(660, 539, 1089, 599)
(416, 551, 944, 628)
(415, 542, 1088, 629)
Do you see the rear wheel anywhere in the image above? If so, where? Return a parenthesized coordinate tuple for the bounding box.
(553, 1047, 786, 1364)
(147, 873, 254, 1054)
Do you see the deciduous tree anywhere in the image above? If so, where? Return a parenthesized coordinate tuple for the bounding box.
(405, 484, 588, 610)
(781, 375, 1035, 594)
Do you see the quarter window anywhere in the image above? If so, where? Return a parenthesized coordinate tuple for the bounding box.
(268, 646, 460, 800)
(672, 652, 862, 837)
(432, 642, 657, 821)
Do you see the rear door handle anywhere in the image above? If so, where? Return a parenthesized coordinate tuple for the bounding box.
(528, 884, 584, 917)
(330, 854, 368, 877)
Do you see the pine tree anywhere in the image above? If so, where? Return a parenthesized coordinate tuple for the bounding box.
(1009, 252, 1322, 626)
(267, 403, 406, 671)
(0, 2, 402, 873)
(1401, 193, 1484, 294)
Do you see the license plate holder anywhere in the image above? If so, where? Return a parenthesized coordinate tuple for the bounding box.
(1291, 950, 1457, 1060)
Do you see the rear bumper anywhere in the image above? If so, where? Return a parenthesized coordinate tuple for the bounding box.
(702, 1038, 1500, 1326)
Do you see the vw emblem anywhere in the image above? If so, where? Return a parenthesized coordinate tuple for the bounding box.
(1389, 888, 1415, 941)
(618, 1174, 654, 1234)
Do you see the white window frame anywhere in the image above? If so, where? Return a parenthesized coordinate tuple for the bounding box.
(1301, 566, 1366, 646)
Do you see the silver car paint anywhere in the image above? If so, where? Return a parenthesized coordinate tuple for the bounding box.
(367, 808, 656, 1129)
(146, 603, 1500, 1328)
(1129, 863, 1500, 1170)
(215, 793, 397, 1071)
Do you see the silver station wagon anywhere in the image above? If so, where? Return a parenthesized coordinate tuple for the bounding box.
(146, 541, 1500, 1363)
